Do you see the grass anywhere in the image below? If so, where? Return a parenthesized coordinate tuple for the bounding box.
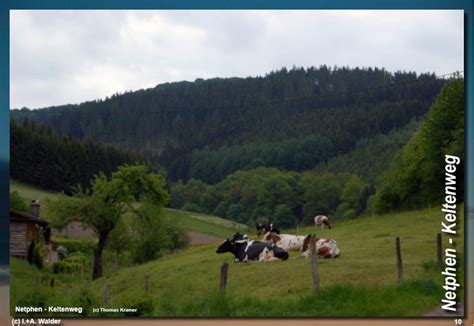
(9, 180, 465, 316)
(10, 180, 59, 217)
(157, 279, 445, 317)
(162, 208, 247, 238)
(81, 207, 463, 316)
(10, 180, 247, 238)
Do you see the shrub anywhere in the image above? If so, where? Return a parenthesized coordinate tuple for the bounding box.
(27, 240, 44, 269)
(15, 291, 48, 313)
(53, 238, 96, 255)
(52, 253, 85, 274)
(10, 190, 29, 211)
(77, 287, 97, 316)
(33, 243, 44, 270)
(121, 296, 155, 316)
(181, 202, 203, 213)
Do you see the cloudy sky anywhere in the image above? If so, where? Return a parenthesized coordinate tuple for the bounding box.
(10, 10, 463, 109)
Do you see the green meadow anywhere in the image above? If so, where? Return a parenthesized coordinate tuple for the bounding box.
(10, 180, 247, 238)
(9, 181, 465, 316)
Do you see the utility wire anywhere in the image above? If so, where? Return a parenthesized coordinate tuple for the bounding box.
(22, 71, 463, 116)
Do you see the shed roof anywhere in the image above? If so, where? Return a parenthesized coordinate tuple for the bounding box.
(10, 209, 49, 226)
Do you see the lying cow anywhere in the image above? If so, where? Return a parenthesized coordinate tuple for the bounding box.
(256, 223, 281, 236)
(262, 231, 310, 252)
(216, 233, 289, 262)
(314, 215, 332, 229)
(301, 236, 340, 258)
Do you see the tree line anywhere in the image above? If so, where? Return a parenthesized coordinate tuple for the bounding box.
(170, 79, 464, 226)
(170, 168, 374, 228)
(11, 66, 446, 183)
(10, 118, 152, 194)
(374, 79, 464, 212)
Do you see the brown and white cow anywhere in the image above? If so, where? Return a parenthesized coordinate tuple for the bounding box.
(301, 236, 340, 258)
(262, 231, 311, 252)
(314, 215, 332, 229)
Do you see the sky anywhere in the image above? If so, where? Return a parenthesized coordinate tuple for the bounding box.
(10, 10, 464, 109)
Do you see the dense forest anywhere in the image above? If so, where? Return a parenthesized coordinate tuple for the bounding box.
(170, 168, 373, 227)
(374, 79, 464, 212)
(11, 66, 446, 183)
(10, 118, 151, 193)
(10, 66, 464, 227)
(168, 79, 464, 226)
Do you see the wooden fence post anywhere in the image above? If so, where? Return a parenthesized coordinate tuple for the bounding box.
(50, 277, 55, 294)
(437, 233, 443, 272)
(310, 235, 320, 293)
(220, 262, 229, 292)
(144, 274, 150, 294)
(103, 281, 110, 305)
(396, 237, 403, 284)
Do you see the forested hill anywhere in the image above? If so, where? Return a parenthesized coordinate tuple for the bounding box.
(11, 66, 446, 183)
(10, 119, 151, 193)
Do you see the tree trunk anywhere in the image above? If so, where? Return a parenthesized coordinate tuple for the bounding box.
(92, 233, 109, 280)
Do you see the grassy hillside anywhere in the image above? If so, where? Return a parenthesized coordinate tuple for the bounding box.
(10, 180, 58, 213)
(10, 205, 465, 317)
(10, 180, 247, 238)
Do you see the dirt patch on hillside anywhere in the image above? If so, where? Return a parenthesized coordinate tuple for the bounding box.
(188, 231, 222, 246)
(54, 222, 95, 239)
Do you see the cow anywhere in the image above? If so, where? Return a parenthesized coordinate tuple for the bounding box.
(262, 231, 311, 252)
(300, 236, 340, 258)
(314, 215, 332, 229)
(216, 233, 289, 262)
(256, 223, 281, 236)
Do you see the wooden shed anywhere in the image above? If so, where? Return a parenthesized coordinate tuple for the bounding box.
(10, 200, 50, 260)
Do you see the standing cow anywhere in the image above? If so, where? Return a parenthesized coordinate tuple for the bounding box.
(314, 215, 332, 229)
(216, 233, 289, 262)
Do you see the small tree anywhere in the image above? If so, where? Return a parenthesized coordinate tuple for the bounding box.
(48, 164, 169, 279)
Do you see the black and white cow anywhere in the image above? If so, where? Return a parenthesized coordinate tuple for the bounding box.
(255, 223, 281, 236)
(216, 233, 289, 262)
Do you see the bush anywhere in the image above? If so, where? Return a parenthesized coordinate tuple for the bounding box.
(33, 243, 44, 269)
(15, 290, 48, 313)
(27, 241, 44, 269)
(273, 204, 293, 228)
(10, 190, 29, 211)
(52, 253, 85, 274)
(121, 295, 155, 316)
(181, 202, 203, 213)
(163, 223, 190, 251)
(131, 203, 189, 264)
(77, 287, 97, 316)
(53, 238, 96, 255)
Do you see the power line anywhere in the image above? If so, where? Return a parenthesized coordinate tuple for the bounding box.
(22, 70, 463, 116)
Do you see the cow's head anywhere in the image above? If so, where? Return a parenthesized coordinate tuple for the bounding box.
(216, 239, 233, 253)
(231, 233, 248, 242)
(216, 233, 249, 254)
(256, 223, 266, 236)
